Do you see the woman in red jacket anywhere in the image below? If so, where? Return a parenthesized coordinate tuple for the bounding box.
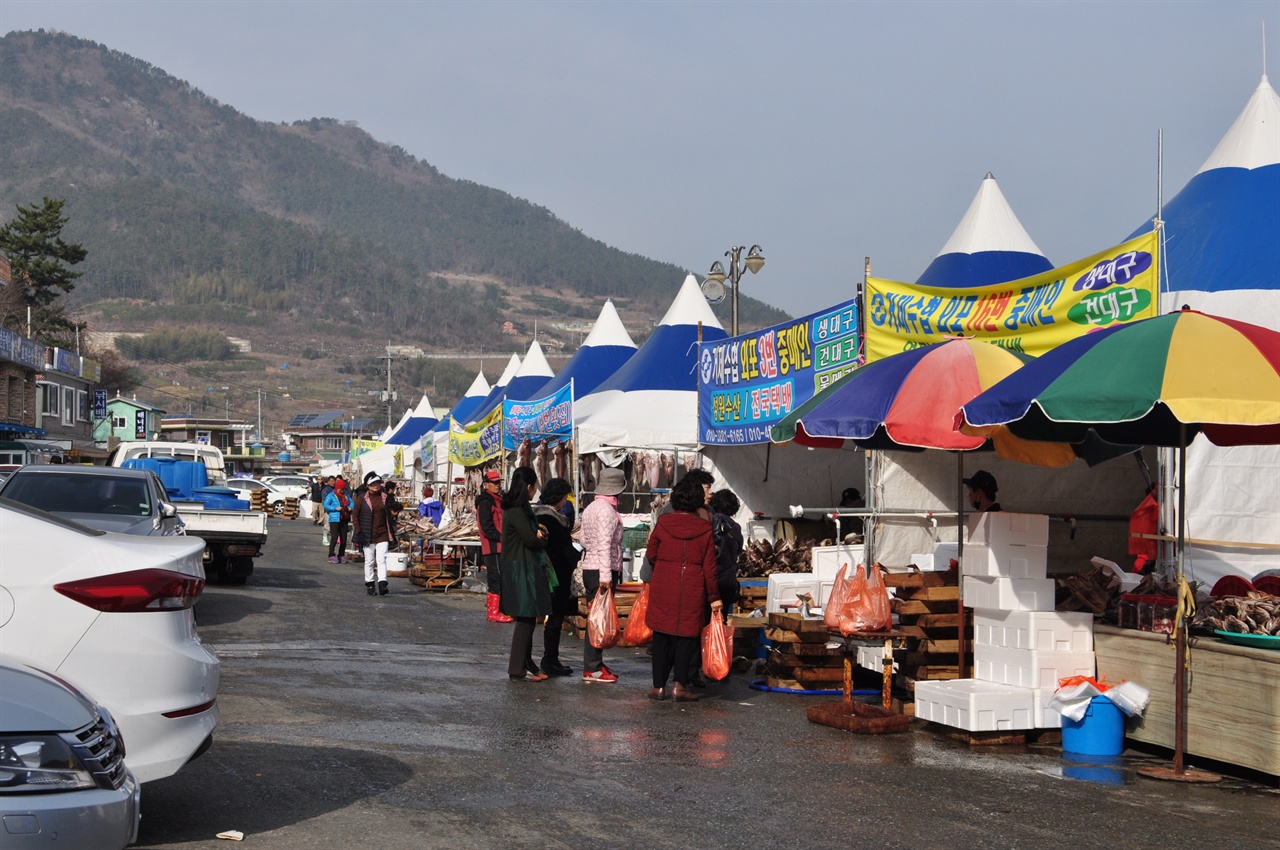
(644, 476, 722, 702)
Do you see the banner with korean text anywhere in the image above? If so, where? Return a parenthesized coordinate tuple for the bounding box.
(502, 382, 573, 450)
(864, 231, 1160, 362)
(448, 404, 504, 466)
(698, 299, 859, 445)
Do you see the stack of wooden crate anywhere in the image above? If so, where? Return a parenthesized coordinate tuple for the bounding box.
(407, 553, 458, 590)
(280, 497, 301, 520)
(249, 490, 268, 513)
(760, 612, 844, 690)
(884, 571, 971, 710)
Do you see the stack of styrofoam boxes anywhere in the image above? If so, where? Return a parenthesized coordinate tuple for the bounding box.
(765, 573, 821, 614)
(914, 513, 1095, 732)
(810, 544, 865, 608)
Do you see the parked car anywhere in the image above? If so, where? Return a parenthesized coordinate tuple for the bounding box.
(0, 497, 219, 783)
(262, 475, 312, 502)
(0, 660, 140, 849)
(0, 465, 184, 537)
(224, 477, 290, 514)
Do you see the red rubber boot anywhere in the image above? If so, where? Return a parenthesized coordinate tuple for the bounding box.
(487, 592, 513, 623)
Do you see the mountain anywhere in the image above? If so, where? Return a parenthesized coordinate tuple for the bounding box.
(0, 29, 789, 359)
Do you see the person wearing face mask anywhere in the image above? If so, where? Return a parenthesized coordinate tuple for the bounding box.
(962, 470, 1002, 513)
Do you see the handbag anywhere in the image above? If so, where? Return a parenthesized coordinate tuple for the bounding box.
(570, 564, 587, 598)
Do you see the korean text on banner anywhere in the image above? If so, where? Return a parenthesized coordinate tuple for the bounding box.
(864, 230, 1160, 362)
(502, 384, 573, 450)
(448, 405, 504, 466)
(698, 299, 858, 445)
(350, 438, 382, 459)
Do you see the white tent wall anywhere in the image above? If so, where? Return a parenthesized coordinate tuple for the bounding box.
(702, 443, 867, 526)
(871, 449, 1156, 570)
(1163, 288, 1280, 582)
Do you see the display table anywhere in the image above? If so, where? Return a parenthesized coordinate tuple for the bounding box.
(1093, 624, 1280, 777)
(426, 540, 480, 592)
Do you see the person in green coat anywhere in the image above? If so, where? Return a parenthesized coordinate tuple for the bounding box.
(500, 465, 551, 681)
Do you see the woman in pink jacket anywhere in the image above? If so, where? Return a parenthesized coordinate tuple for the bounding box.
(579, 467, 626, 684)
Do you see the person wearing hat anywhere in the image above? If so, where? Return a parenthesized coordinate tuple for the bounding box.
(579, 467, 627, 683)
(476, 468, 512, 622)
(352, 474, 398, 596)
(839, 487, 865, 536)
(963, 470, 1002, 513)
(323, 477, 351, 563)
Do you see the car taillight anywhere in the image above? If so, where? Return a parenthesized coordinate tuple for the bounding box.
(54, 569, 204, 612)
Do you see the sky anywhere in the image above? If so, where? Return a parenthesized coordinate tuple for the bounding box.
(2, 1, 1277, 319)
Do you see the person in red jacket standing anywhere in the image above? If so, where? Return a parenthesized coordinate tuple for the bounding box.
(476, 468, 513, 623)
(644, 476, 722, 702)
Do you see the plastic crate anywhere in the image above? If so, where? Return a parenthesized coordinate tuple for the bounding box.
(622, 525, 651, 550)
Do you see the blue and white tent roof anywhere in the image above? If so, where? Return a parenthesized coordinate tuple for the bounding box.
(431, 370, 491, 433)
(465, 353, 522, 425)
(576, 274, 728, 453)
(1133, 74, 1280, 297)
(385, 394, 439, 446)
(533, 300, 637, 401)
(500, 340, 557, 403)
(916, 173, 1053, 287)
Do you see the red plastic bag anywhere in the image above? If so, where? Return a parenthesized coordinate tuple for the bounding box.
(701, 610, 731, 681)
(823, 564, 852, 631)
(588, 584, 621, 649)
(621, 583, 653, 645)
(836, 564, 892, 635)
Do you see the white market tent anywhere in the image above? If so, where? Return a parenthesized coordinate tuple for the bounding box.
(575, 274, 727, 458)
(1132, 74, 1280, 583)
(463, 353, 522, 426)
(531, 300, 637, 401)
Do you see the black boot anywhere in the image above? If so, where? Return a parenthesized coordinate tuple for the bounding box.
(365, 581, 376, 596)
(377, 580, 389, 596)
(541, 616, 572, 676)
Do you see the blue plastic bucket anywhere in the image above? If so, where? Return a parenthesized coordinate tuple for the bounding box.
(1061, 695, 1125, 756)
(1062, 752, 1125, 785)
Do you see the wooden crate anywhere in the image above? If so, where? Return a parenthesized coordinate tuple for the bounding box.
(889, 573, 971, 702)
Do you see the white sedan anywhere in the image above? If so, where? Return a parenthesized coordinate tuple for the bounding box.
(0, 497, 220, 784)
(262, 475, 312, 502)
(224, 477, 290, 514)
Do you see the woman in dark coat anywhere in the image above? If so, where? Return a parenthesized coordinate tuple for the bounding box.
(644, 476, 722, 702)
(499, 466, 550, 681)
(532, 477, 580, 676)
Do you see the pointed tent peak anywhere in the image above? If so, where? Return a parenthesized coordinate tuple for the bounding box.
(581, 299, 637, 349)
(411, 394, 435, 417)
(656, 273, 725, 330)
(1196, 74, 1280, 174)
(934, 174, 1047, 258)
(514, 339, 555, 379)
(493, 353, 522, 388)
(462, 370, 491, 399)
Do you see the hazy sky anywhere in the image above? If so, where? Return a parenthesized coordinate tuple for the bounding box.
(3, 1, 1276, 318)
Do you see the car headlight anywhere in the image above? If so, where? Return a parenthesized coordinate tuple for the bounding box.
(0, 736, 96, 793)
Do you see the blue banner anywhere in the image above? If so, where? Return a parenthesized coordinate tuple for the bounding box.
(502, 383, 574, 450)
(698, 299, 859, 445)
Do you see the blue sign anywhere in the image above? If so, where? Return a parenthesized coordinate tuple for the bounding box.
(502, 383, 574, 450)
(697, 299, 859, 445)
(93, 390, 108, 419)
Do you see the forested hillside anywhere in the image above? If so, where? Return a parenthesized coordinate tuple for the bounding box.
(0, 29, 788, 353)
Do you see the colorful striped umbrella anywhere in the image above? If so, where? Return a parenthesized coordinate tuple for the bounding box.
(772, 337, 1100, 467)
(958, 310, 1280, 447)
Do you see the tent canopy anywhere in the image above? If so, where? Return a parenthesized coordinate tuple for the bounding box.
(532, 300, 637, 401)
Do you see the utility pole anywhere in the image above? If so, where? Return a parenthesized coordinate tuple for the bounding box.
(257, 389, 263, 442)
(382, 341, 397, 430)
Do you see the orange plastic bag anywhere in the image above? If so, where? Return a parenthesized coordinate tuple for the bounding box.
(701, 610, 731, 681)
(823, 564, 852, 631)
(621, 583, 653, 645)
(588, 584, 621, 649)
(862, 564, 892, 631)
(836, 564, 892, 635)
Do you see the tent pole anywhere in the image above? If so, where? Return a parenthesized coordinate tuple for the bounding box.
(1174, 431, 1187, 774)
(957, 452, 967, 678)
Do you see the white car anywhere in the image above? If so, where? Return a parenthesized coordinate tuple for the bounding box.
(224, 477, 290, 514)
(0, 497, 219, 784)
(262, 475, 312, 502)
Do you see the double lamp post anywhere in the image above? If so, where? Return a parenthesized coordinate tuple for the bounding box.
(703, 244, 765, 337)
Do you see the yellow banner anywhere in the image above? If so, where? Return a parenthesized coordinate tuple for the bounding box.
(448, 406, 504, 466)
(865, 231, 1160, 361)
(350, 438, 382, 459)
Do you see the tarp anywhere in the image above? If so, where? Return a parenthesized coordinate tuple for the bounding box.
(915, 173, 1054, 287)
(1131, 74, 1280, 582)
(531, 300, 636, 401)
(576, 274, 728, 455)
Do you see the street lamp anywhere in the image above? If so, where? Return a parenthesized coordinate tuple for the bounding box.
(702, 244, 765, 337)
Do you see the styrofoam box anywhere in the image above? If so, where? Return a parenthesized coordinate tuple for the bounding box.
(1030, 688, 1062, 729)
(766, 573, 820, 614)
(973, 609, 1094, 652)
(810, 544, 865, 583)
(963, 576, 1055, 612)
(387, 552, 408, 570)
(914, 679, 1037, 732)
(974, 643, 1096, 690)
(967, 512, 1049, 548)
(963, 543, 1048, 579)
(909, 542, 959, 572)
(856, 643, 899, 674)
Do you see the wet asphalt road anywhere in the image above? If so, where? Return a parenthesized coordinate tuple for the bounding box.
(135, 519, 1280, 850)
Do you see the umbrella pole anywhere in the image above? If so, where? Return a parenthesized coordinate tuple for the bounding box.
(957, 453, 966, 678)
(1139, 432, 1219, 783)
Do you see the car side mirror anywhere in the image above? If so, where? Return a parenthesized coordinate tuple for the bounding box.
(160, 503, 178, 519)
